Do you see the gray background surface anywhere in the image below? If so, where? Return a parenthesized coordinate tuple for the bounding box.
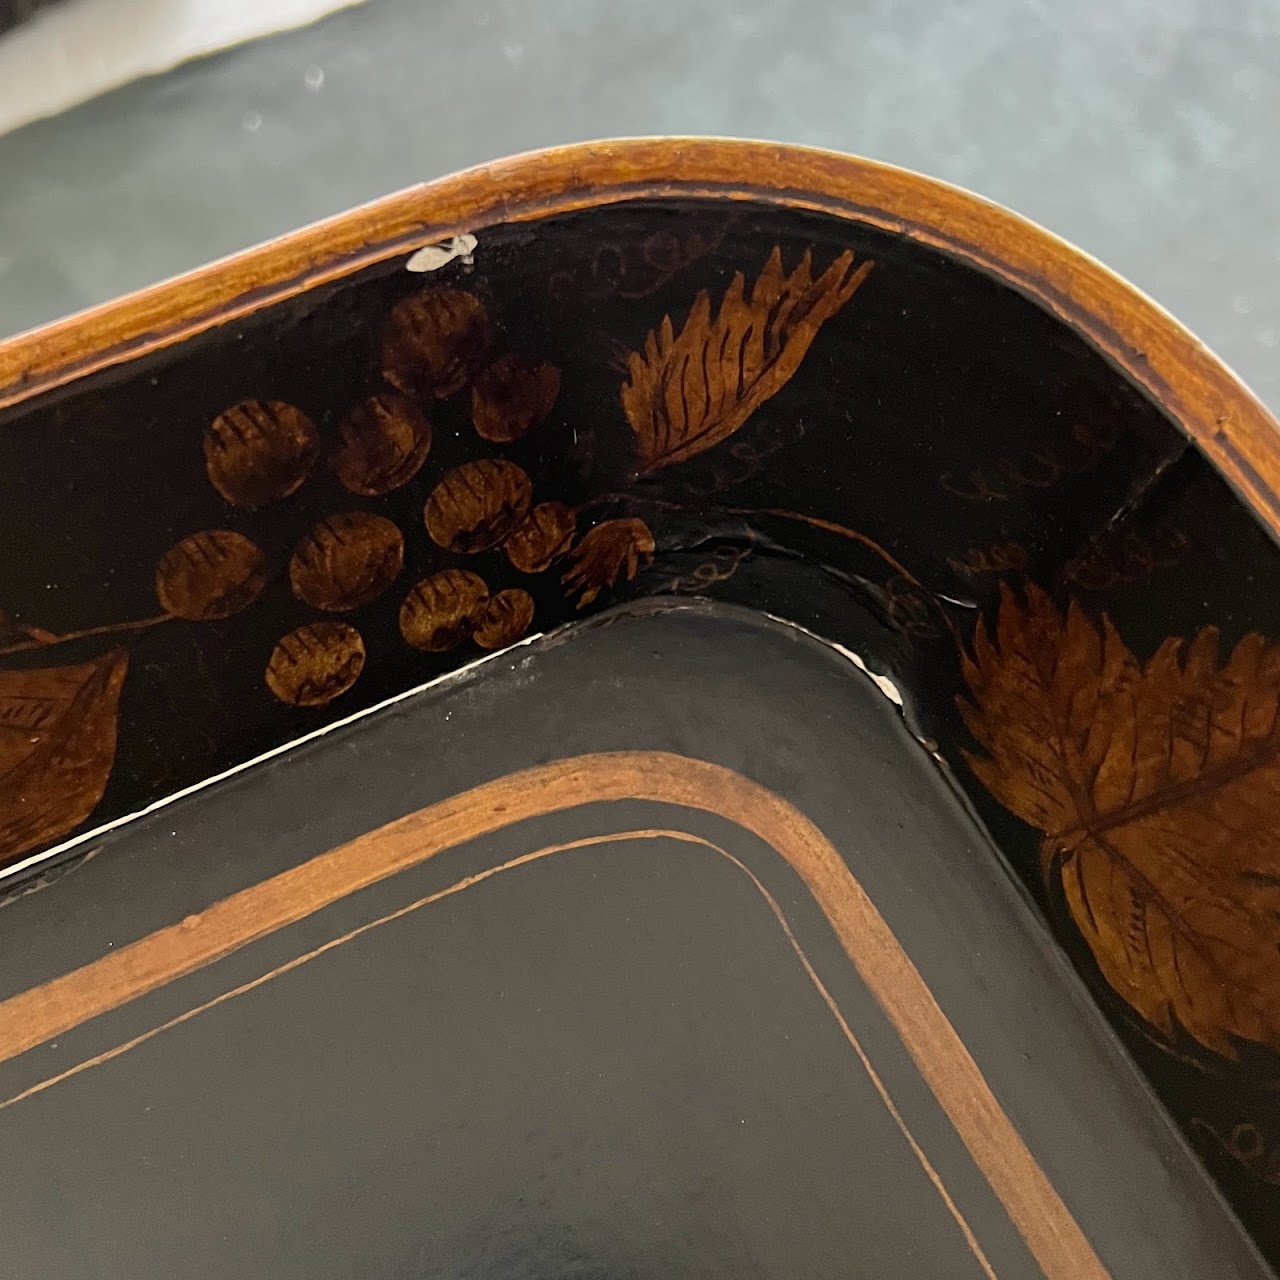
(0, 0, 1277, 407)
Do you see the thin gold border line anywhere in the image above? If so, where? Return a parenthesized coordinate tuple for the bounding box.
(0, 828, 1001, 1280)
(0, 750, 1104, 1279)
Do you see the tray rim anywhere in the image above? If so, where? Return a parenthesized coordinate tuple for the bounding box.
(0, 136, 1277, 535)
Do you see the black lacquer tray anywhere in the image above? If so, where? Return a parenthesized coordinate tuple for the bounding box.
(1, 140, 1279, 1278)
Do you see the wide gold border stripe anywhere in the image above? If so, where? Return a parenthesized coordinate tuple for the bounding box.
(0, 751, 1107, 1279)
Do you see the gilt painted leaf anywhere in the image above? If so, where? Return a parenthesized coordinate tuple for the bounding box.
(471, 354, 561, 444)
(332, 393, 433, 496)
(562, 519, 655, 608)
(381, 288, 493, 400)
(473, 588, 535, 650)
(289, 512, 405, 612)
(265, 623, 366, 707)
(155, 530, 267, 621)
(399, 570, 490, 653)
(959, 583, 1280, 1060)
(424, 460, 533, 555)
(504, 501, 577, 574)
(204, 401, 318, 508)
(620, 246, 873, 472)
(0, 650, 128, 860)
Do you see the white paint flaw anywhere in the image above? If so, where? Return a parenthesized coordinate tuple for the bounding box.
(406, 233, 479, 273)
(763, 611, 905, 708)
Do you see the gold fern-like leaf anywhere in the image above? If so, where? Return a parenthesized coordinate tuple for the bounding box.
(620, 247, 873, 472)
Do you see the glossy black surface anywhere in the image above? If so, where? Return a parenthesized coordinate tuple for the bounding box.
(0, 604, 1268, 1279)
(0, 199, 1203, 837)
(4, 196, 1280, 1266)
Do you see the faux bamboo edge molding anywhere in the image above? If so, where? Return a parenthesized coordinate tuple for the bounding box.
(0, 137, 1277, 539)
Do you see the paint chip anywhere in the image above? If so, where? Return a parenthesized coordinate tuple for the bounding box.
(763, 611, 904, 707)
(406, 234, 479, 273)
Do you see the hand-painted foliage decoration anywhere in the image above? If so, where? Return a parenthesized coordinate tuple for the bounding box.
(399, 569, 491, 654)
(504, 502, 577, 574)
(204, 400, 319, 508)
(471, 354, 561, 444)
(960, 584, 1280, 1062)
(621, 248, 872, 473)
(155, 531, 267, 621)
(0, 242, 876, 859)
(265, 623, 366, 708)
(563, 519, 656, 608)
(288, 513, 405, 613)
(0, 652, 127, 858)
(332, 393, 433, 497)
(381, 288, 494, 400)
(425, 459, 534, 555)
(4, 194, 1280, 1267)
